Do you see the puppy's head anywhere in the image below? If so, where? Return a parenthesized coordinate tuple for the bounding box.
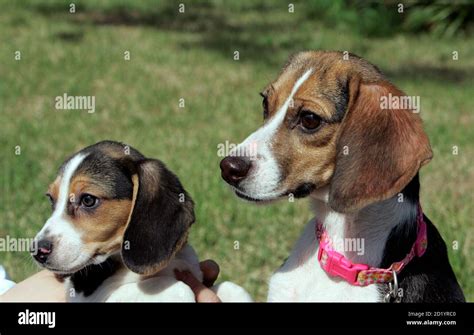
(32, 140, 194, 275)
(220, 51, 432, 212)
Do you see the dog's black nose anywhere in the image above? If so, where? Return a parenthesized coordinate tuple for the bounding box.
(32, 240, 53, 264)
(220, 156, 252, 186)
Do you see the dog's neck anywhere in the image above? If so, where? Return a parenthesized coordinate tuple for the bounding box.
(68, 256, 120, 298)
(310, 175, 420, 267)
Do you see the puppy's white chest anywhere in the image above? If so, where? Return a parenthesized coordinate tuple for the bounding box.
(267, 221, 381, 302)
(67, 271, 196, 302)
(67, 245, 202, 302)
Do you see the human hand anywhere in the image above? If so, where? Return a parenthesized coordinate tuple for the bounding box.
(175, 259, 221, 302)
(0, 270, 66, 302)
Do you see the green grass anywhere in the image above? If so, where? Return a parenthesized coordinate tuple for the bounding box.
(0, 0, 473, 301)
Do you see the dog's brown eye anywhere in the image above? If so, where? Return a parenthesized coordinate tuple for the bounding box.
(81, 194, 98, 208)
(300, 111, 321, 130)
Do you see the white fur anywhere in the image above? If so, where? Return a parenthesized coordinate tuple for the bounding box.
(230, 69, 313, 200)
(67, 244, 252, 302)
(267, 192, 415, 302)
(35, 153, 92, 273)
(68, 245, 201, 302)
(211, 282, 253, 302)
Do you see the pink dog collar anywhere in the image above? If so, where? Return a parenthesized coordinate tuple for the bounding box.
(316, 204, 428, 286)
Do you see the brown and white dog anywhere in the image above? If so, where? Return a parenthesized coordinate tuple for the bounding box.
(32, 141, 251, 302)
(220, 51, 465, 302)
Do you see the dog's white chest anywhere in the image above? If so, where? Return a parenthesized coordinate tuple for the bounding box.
(267, 220, 381, 302)
(66, 245, 202, 302)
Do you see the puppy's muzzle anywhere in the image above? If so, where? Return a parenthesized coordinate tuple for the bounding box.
(220, 156, 252, 186)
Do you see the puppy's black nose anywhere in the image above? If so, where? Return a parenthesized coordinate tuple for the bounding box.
(220, 156, 251, 186)
(32, 240, 53, 264)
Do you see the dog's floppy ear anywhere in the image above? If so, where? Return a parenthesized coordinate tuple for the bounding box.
(328, 76, 432, 213)
(121, 159, 195, 275)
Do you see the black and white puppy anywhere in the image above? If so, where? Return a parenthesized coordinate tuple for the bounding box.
(32, 140, 251, 302)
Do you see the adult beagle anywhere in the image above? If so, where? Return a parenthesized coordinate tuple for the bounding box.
(32, 140, 251, 302)
(220, 51, 465, 302)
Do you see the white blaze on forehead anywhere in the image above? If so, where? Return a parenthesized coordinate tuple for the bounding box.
(39, 153, 88, 237)
(239, 68, 313, 148)
(54, 153, 88, 219)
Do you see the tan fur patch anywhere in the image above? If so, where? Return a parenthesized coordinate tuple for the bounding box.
(78, 199, 132, 254)
(65, 173, 133, 255)
(125, 174, 139, 228)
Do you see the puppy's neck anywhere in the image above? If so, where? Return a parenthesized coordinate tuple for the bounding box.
(310, 177, 419, 267)
(69, 256, 121, 298)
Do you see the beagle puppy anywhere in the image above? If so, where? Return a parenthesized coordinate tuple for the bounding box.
(220, 51, 465, 302)
(32, 141, 251, 302)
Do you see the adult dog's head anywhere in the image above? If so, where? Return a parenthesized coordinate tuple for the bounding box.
(32, 140, 195, 276)
(220, 51, 432, 213)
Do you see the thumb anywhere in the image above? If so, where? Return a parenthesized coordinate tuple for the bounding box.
(174, 270, 221, 303)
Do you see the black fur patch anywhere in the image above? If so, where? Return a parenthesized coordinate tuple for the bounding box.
(121, 159, 195, 274)
(75, 152, 134, 199)
(69, 258, 119, 297)
(331, 78, 349, 123)
(379, 174, 465, 302)
(290, 183, 316, 198)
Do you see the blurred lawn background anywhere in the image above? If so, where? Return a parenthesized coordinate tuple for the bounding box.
(0, 0, 473, 301)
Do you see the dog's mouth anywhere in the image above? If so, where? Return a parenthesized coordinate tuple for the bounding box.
(234, 189, 266, 202)
(37, 254, 103, 276)
(232, 183, 316, 203)
(232, 187, 284, 203)
(42, 263, 90, 276)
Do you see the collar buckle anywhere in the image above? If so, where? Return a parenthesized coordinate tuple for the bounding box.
(317, 242, 369, 285)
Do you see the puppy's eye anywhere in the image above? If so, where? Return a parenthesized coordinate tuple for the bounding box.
(300, 111, 321, 131)
(80, 194, 98, 208)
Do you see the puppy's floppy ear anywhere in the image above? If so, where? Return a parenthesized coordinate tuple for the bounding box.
(121, 159, 195, 275)
(328, 77, 432, 213)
